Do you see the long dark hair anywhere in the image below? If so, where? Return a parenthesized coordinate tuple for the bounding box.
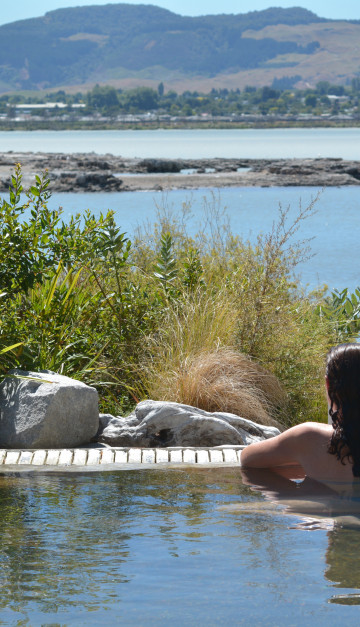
(326, 343, 360, 477)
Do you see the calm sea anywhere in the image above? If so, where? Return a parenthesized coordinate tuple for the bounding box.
(0, 127, 360, 159)
(1, 128, 359, 291)
(49, 186, 359, 293)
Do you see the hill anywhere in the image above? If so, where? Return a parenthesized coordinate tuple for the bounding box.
(0, 4, 358, 93)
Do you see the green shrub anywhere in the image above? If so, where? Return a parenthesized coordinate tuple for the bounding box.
(317, 287, 360, 343)
(132, 194, 337, 426)
(0, 171, 354, 424)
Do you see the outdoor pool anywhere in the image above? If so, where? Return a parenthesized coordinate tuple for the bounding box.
(1, 467, 360, 625)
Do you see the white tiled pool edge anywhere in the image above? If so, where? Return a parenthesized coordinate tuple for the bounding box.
(0, 446, 244, 471)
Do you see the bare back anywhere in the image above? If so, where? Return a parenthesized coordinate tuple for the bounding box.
(241, 422, 355, 483)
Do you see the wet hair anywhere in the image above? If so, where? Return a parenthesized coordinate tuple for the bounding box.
(326, 343, 360, 477)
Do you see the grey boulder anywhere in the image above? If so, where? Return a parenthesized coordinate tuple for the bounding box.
(0, 370, 99, 449)
(98, 400, 280, 448)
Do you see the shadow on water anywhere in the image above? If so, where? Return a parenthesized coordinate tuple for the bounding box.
(237, 466, 360, 606)
(1, 467, 360, 623)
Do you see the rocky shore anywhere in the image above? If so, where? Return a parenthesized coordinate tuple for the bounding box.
(1, 152, 360, 192)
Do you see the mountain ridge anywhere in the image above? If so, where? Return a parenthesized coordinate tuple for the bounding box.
(0, 4, 358, 93)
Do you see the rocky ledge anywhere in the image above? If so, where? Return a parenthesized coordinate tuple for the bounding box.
(0, 371, 279, 450)
(1, 152, 360, 192)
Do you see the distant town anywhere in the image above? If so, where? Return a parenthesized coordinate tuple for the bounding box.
(1, 80, 360, 129)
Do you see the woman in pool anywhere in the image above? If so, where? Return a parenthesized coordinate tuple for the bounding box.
(241, 343, 360, 482)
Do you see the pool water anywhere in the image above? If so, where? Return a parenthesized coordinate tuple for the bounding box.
(0, 468, 360, 625)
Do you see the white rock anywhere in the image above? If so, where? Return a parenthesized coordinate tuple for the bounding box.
(98, 400, 280, 448)
(0, 370, 99, 449)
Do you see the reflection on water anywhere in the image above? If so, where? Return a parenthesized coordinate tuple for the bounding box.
(0, 468, 360, 623)
(326, 527, 360, 605)
(239, 467, 360, 606)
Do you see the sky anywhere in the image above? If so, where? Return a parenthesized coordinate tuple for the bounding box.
(1, 0, 359, 27)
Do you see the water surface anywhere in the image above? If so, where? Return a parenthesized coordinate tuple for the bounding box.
(0, 468, 359, 625)
(48, 185, 360, 292)
(1, 128, 360, 159)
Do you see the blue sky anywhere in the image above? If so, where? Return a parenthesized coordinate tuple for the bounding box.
(1, 0, 359, 26)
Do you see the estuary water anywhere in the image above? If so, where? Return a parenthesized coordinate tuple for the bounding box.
(1, 127, 360, 159)
(49, 185, 360, 292)
(1, 127, 359, 290)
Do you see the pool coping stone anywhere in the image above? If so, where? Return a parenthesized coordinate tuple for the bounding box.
(0, 445, 244, 472)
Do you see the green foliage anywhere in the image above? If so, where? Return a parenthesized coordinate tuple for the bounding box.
(153, 233, 178, 296)
(86, 85, 119, 114)
(0, 164, 56, 294)
(182, 248, 204, 291)
(0, 167, 142, 409)
(305, 94, 317, 108)
(2, 78, 358, 126)
(121, 88, 159, 113)
(21, 264, 98, 374)
(317, 287, 360, 343)
(0, 170, 357, 423)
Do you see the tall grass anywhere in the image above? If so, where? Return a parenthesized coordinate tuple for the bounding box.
(144, 346, 286, 428)
(133, 193, 333, 426)
(1, 170, 358, 425)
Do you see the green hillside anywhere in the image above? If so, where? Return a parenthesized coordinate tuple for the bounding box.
(0, 4, 356, 92)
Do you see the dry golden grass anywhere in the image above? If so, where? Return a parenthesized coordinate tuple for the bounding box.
(132, 195, 334, 428)
(174, 348, 286, 428)
(139, 284, 286, 428)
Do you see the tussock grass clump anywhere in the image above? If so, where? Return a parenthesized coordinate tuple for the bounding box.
(164, 348, 285, 428)
(136, 194, 332, 426)
(138, 287, 238, 394)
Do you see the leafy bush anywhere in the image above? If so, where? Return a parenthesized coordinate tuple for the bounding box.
(133, 195, 337, 426)
(0, 170, 354, 424)
(0, 164, 56, 294)
(317, 287, 360, 343)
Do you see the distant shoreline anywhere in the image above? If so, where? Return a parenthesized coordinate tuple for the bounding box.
(1, 119, 360, 132)
(1, 152, 360, 192)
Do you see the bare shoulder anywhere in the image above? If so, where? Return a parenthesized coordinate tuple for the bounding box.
(241, 421, 331, 469)
(287, 422, 332, 439)
(284, 421, 331, 434)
